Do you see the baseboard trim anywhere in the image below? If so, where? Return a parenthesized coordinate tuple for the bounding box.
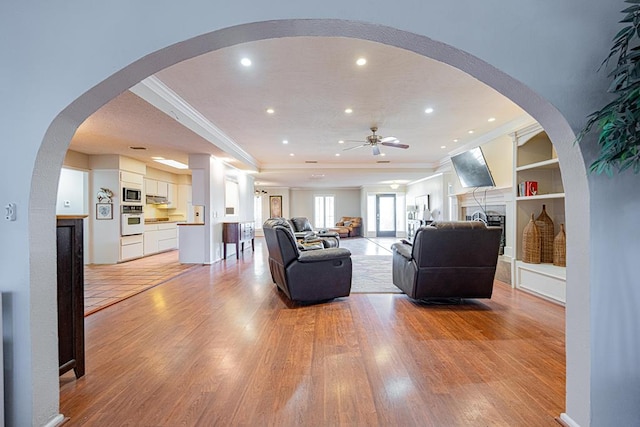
(558, 413, 580, 427)
(44, 413, 66, 427)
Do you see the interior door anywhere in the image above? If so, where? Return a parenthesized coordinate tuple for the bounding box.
(376, 194, 396, 237)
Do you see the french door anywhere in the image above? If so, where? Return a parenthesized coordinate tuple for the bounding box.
(376, 194, 396, 237)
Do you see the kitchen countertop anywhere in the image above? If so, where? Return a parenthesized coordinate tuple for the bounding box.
(144, 218, 185, 224)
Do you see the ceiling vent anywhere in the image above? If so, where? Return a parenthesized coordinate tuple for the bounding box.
(305, 160, 318, 164)
(376, 160, 391, 163)
(129, 146, 147, 150)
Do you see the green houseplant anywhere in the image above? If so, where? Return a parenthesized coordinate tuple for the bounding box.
(578, 0, 640, 175)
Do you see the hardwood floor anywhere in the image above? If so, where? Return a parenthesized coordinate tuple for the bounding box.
(83, 250, 198, 315)
(60, 237, 565, 426)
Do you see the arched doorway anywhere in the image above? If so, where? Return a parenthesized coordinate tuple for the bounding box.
(30, 19, 589, 425)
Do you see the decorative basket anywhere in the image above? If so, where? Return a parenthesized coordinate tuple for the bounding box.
(553, 224, 566, 267)
(535, 204, 555, 263)
(522, 213, 541, 264)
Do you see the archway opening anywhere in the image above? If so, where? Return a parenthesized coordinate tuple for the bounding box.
(31, 18, 589, 424)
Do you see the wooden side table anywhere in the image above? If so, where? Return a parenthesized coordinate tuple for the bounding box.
(222, 221, 255, 259)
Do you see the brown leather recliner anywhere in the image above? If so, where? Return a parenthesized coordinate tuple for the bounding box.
(263, 218, 352, 303)
(333, 216, 362, 237)
(391, 221, 502, 300)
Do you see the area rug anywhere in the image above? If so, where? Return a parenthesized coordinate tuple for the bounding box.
(350, 255, 402, 293)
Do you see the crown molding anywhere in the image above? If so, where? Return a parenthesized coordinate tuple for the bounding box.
(130, 76, 258, 171)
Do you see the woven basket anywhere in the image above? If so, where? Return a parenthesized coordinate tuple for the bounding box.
(553, 224, 566, 267)
(535, 204, 555, 263)
(522, 213, 541, 264)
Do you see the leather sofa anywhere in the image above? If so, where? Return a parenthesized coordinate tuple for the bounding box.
(391, 221, 502, 300)
(263, 218, 352, 302)
(331, 216, 362, 237)
(289, 217, 340, 248)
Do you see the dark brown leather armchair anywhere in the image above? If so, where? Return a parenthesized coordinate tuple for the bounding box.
(263, 218, 352, 303)
(391, 221, 502, 300)
(289, 217, 340, 248)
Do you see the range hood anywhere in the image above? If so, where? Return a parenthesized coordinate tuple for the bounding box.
(146, 195, 169, 205)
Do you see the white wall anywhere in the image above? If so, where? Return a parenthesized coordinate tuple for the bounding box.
(56, 168, 87, 215)
(290, 188, 361, 224)
(1, 2, 628, 426)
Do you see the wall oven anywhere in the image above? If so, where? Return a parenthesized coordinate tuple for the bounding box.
(121, 205, 144, 236)
(122, 187, 142, 203)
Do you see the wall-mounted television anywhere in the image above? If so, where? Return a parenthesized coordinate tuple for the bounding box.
(450, 147, 496, 188)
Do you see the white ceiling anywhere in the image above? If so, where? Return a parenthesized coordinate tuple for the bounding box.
(69, 36, 530, 188)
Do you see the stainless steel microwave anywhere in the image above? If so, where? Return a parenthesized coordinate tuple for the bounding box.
(122, 187, 142, 203)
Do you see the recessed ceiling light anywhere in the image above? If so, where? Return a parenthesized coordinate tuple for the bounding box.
(240, 58, 252, 67)
(289, 153, 295, 157)
(344, 108, 353, 114)
(356, 57, 367, 66)
(468, 130, 474, 134)
(453, 139, 459, 143)
(282, 140, 288, 144)
(440, 145, 446, 149)
(380, 153, 386, 157)
(153, 159, 189, 170)
(488, 117, 496, 122)
(266, 108, 275, 114)
(338, 140, 344, 144)
(335, 153, 341, 157)
(425, 108, 434, 114)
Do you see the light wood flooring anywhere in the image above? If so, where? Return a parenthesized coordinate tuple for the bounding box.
(62, 237, 565, 426)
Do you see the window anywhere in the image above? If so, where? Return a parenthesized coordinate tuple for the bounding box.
(314, 195, 335, 228)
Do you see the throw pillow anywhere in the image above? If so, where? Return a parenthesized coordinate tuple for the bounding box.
(343, 221, 352, 227)
(336, 221, 344, 226)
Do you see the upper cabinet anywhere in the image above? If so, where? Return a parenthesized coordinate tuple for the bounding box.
(511, 124, 566, 304)
(144, 178, 158, 196)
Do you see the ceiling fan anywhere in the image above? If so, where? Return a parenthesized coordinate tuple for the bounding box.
(343, 126, 410, 156)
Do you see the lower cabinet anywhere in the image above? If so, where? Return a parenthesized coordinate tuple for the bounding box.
(121, 234, 144, 261)
(144, 222, 178, 255)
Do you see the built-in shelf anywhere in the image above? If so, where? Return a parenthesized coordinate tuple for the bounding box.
(516, 158, 559, 171)
(512, 125, 566, 304)
(516, 192, 565, 201)
(515, 260, 566, 305)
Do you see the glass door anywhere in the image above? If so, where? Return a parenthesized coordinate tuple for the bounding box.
(376, 194, 396, 237)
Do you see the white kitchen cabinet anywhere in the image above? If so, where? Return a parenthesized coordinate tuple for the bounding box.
(157, 181, 168, 197)
(167, 183, 177, 207)
(144, 224, 160, 255)
(120, 234, 143, 261)
(144, 178, 158, 196)
(120, 171, 144, 186)
(143, 222, 177, 255)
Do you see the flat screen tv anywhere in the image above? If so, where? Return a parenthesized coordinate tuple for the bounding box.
(450, 147, 496, 188)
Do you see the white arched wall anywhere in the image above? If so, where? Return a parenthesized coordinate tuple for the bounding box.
(3, 2, 630, 426)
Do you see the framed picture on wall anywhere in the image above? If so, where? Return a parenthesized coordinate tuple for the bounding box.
(269, 195, 282, 218)
(96, 203, 113, 220)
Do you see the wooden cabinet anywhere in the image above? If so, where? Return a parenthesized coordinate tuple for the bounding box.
(511, 124, 566, 304)
(56, 216, 86, 378)
(223, 222, 255, 259)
